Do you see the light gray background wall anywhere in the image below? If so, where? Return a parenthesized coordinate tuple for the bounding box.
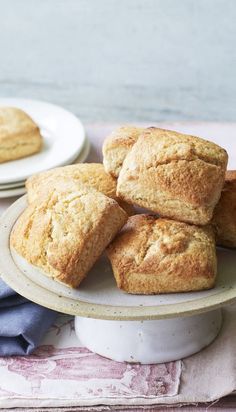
(0, 0, 235, 123)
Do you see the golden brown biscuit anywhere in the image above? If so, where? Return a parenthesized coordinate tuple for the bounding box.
(212, 171, 236, 248)
(0, 107, 42, 163)
(117, 128, 228, 225)
(107, 214, 217, 294)
(26, 163, 134, 215)
(102, 126, 144, 177)
(11, 185, 127, 288)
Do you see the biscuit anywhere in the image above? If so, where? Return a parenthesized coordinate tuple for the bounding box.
(212, 171, 236, 248)
(11, 185, 127, 288)
(107, 214, 217, 294)
(117, 128, 228, 225)
(0, 107, 42, 163)
(102, 126, 144, 177)
(26, 163, 134, 215)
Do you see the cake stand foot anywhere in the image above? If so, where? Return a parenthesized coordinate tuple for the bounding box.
(75, 308, 222, 364)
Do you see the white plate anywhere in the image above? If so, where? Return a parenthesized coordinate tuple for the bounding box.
(0, 181, 26, 190)
(73, 135, 90, 165)
(0, 98, 86, 184)
(0, 186, 26, 199)
(0, 137, 90, 198)
(1, 195, 236, 320)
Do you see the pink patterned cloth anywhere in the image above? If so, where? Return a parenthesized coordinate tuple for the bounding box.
(0, 306, 236, 409)
(0, 315, 181, 408)
(0, 123, 236, 410)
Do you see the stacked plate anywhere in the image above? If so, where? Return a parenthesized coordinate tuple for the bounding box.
(0, 98, 89, 198)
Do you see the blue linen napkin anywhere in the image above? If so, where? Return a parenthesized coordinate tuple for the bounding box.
(0, 278, 57, 356)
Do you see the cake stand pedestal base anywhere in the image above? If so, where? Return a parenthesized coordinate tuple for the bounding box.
(75, 309, 222, 364)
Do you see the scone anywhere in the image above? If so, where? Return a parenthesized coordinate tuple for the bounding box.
(107, 215, 217, 294)
(26, 163, 134, 215)
(102, 126, 144, 177)
(212, 170, 236, 248)
(117, 127, 228, 225)
(11, 185, 127, 288)
(0, 107, 42, 163)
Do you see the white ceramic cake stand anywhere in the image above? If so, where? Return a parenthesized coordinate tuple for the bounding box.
(74, 310, 222, 363)
(0, 196, 236, 363)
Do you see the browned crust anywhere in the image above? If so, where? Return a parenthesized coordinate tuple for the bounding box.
(26, 163, 134, 216)
(107, 214, 217, 294)
(11, 185, 127, 288)
(117, 127, 228, 225)
(225, 170, 236, 182)
(0, 107, 42, 162)
(102, 125, 145, 177)
(103, 126, 144, 150)
(212, 170, 236, 248)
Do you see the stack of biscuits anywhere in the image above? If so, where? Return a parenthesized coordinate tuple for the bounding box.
(11, 126, 236, 295)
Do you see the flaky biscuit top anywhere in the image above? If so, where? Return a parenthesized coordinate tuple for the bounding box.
(0, 107, 40, 141)
(117, 128, 228, 224)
